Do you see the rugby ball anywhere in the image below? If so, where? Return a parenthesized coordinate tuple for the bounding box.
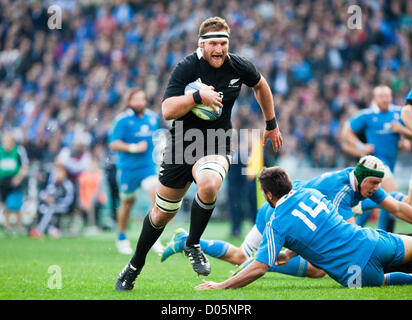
(184, 81, 222, 121)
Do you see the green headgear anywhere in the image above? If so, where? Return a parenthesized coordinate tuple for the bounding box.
(354, 155, 385, 187)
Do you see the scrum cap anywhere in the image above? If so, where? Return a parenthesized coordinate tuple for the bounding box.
(354, 155, 385, 187)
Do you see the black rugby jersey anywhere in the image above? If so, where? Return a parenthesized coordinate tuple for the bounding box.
(163, 48, 261, 132)
(162, 48, 261, 164)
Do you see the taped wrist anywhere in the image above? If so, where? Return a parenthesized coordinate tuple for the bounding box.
(128, 144, 139, 153)
(265, 118, 278, 131)
(193, 91, 202, 104)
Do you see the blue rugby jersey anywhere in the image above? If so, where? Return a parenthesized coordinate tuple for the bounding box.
(293, 168, 387, 220)
(255, 187, 380, 287)
(109, 108, 160, 171)
(348, 104, 404, 171)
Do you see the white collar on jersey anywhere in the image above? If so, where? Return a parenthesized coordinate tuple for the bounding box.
(196, 47, 231, 60)
(349, 170, 357, 192)
(370, 103, 380, 113)
(196, 47, 203, 59)
(275, 190, 295, 208)
(370, 102, 399, 113)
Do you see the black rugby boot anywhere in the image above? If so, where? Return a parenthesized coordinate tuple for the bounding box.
(183, 243, 211, 276)
(115, 262, 141, 291)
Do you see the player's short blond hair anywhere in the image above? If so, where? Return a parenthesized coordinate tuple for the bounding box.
(373, 85, 392, 97)
(198, 17, 230, 37)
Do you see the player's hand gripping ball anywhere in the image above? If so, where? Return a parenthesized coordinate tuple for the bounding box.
(185, 81, 222, 121)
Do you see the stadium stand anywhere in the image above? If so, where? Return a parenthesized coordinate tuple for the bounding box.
(0, 0, 411, 232)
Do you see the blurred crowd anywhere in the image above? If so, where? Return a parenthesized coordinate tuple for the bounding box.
(0, 0, 411, 233)
(1, 0, 411, 167)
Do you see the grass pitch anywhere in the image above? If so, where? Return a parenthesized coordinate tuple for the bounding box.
(1, 220, 412, 300)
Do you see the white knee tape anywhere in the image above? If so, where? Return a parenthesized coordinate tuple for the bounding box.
(196, 161, 227, 182)
(155, 193, 182, 213)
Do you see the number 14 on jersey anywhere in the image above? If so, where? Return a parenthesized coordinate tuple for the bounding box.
(292, 195, 330, 231)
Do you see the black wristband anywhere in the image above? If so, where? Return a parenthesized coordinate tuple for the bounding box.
(193, 91, 202, 104)
(265, 118, 278, 130)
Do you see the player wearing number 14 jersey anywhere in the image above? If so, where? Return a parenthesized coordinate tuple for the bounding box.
(195, 167, 412, 290)
(162, 155, 412, 279)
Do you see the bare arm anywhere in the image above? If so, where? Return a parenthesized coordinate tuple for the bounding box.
(392, 120, 412, 140)
(252, 76, 275, 121)
(340, 139, 365, 158)
(406, 173, 412, 206)
(253, 76, 283, 152)
(380, 195, 412, 224)
(161, 87, 223, 120)
(161, 94, 199, 121)
(12, 165, 28, 187)
(109, 140, 147, 153)
(401, 105, 412, 133)
(195, 260, 268, 290)
(340, 122, 374, 155)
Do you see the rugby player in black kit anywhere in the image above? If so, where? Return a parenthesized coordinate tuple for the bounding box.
(116, 16, 283, 291)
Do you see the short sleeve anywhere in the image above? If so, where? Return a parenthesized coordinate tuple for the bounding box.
(370, 186, 388, 204)
(17, 145, 29, 167)
(229, 54, 261, 88)
(109, 118, 126, 143)
(348, 112, 367, 133)
(163, 56, 196, 101)
(255, 224, 284, 267)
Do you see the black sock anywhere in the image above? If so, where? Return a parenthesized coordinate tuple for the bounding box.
(130, 213, 165, 270)
(185, 193, 216, 247)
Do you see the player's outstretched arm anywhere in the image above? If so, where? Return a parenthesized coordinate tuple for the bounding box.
(195, 260, 268, 290)
(380, 195, 412, 224)
(252, 76, 283, 152)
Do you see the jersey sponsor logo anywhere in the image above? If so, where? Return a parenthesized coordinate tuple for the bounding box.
(376, 122, 394, 134)
(228, 78, 240, 88)
(0, 158, 18, 170)
(149, 117, 157, 125)
(135, 124, 154, 137)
